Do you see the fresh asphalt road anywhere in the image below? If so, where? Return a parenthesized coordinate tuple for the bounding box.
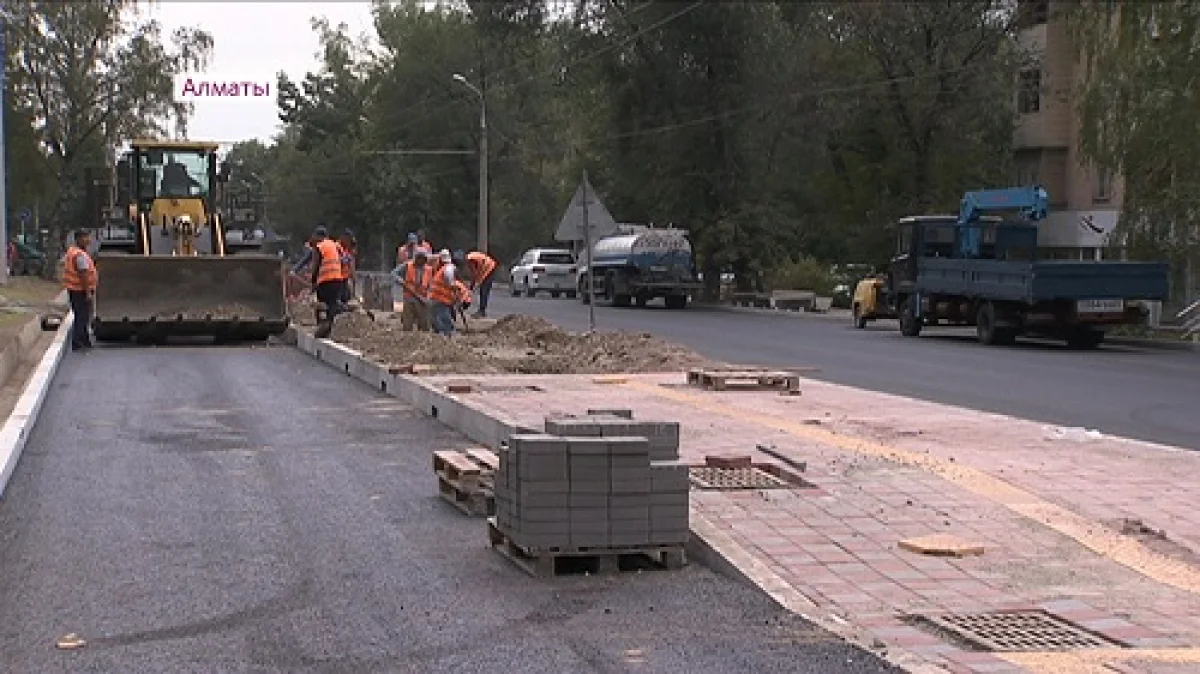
(0, 344, 899, 674)
(488, 293, 1200, 450)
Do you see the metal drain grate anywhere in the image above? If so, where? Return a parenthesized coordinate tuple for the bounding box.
(690, 466, 791, 490)
(923, 611, 1121, 652)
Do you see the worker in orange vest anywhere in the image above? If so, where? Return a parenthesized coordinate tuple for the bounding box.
(310, 226, 348, 338)
(397, 232, 434, 266)
(428, 249, 465, 335)
(463, 250, 498, 318)
(61, 229, 98, 352)
(391, 248, 433, 331)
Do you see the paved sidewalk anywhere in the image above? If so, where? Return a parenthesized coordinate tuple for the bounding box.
(421, 371, 1200, 674)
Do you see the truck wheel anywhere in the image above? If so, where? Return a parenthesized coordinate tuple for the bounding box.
(976, 302, 1017, 345)
(524, 282, 536, 298)
(551, 291, 561, 299)
(635, 295, 648, 308)
(852, 304, 867, 329)
(899, 299, 922, 337)
(510, 277, 520, 296)
(664, 295, 687, 310)
(1065, 327, 1104, 350)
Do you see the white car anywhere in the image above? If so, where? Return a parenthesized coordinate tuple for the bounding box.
(510, 248, 578, 298)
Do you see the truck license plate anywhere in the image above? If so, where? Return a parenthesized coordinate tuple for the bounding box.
(1077, 298, 1124, 314)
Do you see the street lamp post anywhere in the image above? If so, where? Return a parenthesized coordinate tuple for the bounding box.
(452, 73, 488, 253)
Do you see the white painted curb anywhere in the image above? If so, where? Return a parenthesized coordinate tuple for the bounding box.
(0, 313, 74, 498)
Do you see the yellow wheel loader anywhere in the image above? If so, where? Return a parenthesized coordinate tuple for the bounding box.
(93, 139, 289, 344)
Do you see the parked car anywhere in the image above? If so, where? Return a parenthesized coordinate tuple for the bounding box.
(510, 247, 578, 298)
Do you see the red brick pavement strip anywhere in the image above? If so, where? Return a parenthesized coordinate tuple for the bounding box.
(429, 373, 1200, 672)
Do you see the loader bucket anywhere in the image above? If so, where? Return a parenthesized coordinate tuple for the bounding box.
(92, 254, 290, 343)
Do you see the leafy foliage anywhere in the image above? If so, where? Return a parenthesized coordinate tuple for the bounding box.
(1071, 1, 1200, 298)
(5, 0, 212, 258)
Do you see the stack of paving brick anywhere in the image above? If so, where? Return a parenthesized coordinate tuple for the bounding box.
(492, 411, 689, 552)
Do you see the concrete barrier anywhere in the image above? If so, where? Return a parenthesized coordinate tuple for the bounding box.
(0, 317, 45, 388)
(0, 314, 74, 498)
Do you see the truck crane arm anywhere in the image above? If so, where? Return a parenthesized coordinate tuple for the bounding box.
(957, 186, 1050, 258)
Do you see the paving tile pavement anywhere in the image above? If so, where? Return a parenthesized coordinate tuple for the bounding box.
(423, 372, 1200, 673)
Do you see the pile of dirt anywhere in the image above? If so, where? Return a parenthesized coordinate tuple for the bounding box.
(322, 312, 721, 375)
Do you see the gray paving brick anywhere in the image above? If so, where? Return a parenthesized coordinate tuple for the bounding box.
(609, 467, 651, 484)
(518, 506, 569, 522)
(650, 462, 690, 492)
(568, 493, 609, 508)
(609, 505, 650, 521)
(648, 530, 689, 545)
(510, 433, 570, 453)
(609, 494, 650, 508)
(519, 453, 568, 481)
(609, 531, 652, 547)
(568, 507, 608, 524)
(517, 480, 570, 496)
(518, 492, 569, 508)
(568, 475, 611, 493)
(544, 419, 603, 437)
(586, 408, 634, 419)
(604, 436, 651, 456)
(609, 518, 650, 534)
(519, 520, 570, 536)
(569, 532, 610, 547)
(610, 478, 651, 494)
(649, 491, 689, 506)
(650, 504, 689, 521)
(651, 517, 690, 532)
(609, 455, 651, 471)
(565, 437, 610, 456)
(569, 519, 608, 534)
(568, 456, 608, 476)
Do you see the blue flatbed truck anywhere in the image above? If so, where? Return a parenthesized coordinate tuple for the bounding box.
(884, 187, 1170, 349)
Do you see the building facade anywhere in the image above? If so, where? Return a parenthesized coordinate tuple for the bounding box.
(1014, 0, 1121, 260)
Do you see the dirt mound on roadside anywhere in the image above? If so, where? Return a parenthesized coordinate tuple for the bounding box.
(318, 311, 721, 375)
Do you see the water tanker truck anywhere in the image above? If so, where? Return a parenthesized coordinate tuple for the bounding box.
(576, 226, 702, 309)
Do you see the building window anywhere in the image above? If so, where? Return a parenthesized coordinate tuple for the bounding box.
(1017, 0, 1050, 28)
(1094, 166, 1113, 202)
(1018, 69, 1042, 114)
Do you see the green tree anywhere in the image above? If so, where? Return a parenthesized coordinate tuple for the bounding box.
(1071, 1, 1200, 301)
(6, 0, 212, 261)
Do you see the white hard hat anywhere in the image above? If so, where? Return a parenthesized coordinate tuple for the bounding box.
(439, 249, 452, 263)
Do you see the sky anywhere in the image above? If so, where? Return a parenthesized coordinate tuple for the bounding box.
(150, 2, 378, 145)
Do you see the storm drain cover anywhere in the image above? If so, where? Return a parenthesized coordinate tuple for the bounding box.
(922, 611, 1121, 652)
(689, 466, 791, 490)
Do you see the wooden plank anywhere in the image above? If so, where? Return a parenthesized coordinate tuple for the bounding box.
(467, 448, 499, 472)
(485, 518, 686, 577)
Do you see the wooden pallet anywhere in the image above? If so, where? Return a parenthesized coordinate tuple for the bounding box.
(486, 517, 686, 577)
(686, 368, 801, 392)
(433, 449, 499, 516)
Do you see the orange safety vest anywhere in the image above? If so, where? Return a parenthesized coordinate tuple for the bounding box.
(403, 262, 432, 299)
(466, 251, 497, 286)
(316, 239, 345, 284)
(428, 264, 458, 305)
(61, 246, 98, 292)
(454, 280, 471, 304)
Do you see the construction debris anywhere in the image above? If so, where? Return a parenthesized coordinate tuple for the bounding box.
(310, 312, 720, 375)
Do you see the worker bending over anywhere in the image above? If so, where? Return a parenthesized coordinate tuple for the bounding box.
(391, 249, 432, 331)
(311, 227, 348, 338)
(62, 229, 98, 352)
(428, 249, 468, 335)
(464, 250, 497, 318)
